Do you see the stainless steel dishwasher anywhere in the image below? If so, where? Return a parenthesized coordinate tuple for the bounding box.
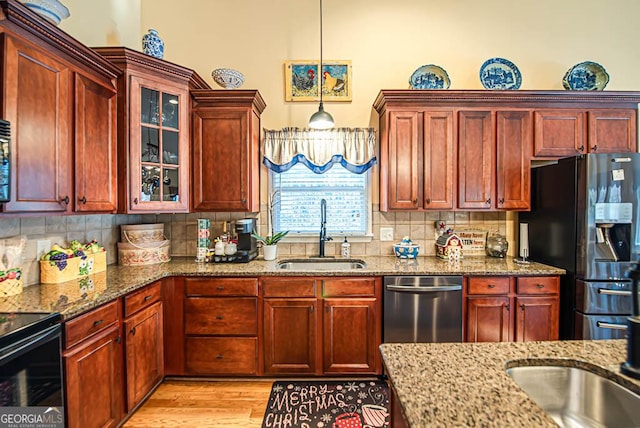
(383, 276, 463, 343)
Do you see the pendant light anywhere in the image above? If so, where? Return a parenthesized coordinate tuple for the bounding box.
(308, 0, 335, 129)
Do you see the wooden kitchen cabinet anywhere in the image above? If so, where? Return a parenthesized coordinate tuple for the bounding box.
(383, 110, 454, 210)
(0, 3, 120, 214)
(534, 108, 637, 157)
(123, 282, 163, 411)
(262, 276, 382, 376)
(184, 277, 259, 375)
(191, 90, 266, 212)
(465, 275, 559, 343)
(94, 47, 208, 213)
(374, 90, 640, 212)
(63, 300, 124, 428)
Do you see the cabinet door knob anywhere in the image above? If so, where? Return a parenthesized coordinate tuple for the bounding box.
(425, 198, 431, 204)
(499, 198, 504, 205)
(519, 304, 526, 310)
(591, 145, 598, 152)
(310, 306, 314, 313)
(505, 304, 510, 311)
(577, 145, 584, 152)
(413, 198, 418, 204)
(485, 198, 491, 205)
(79, 196, 87, 204)
(115, 336, 121, 344)
(216, 315, 224, 320)
(130, 327, 136, 335)
(60, 195, 70, 205)
(133, 197, 139, 205)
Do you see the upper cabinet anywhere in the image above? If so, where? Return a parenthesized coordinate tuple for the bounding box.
(191, 90, 266, 212)
(374, 90, 640, 212)
(93, 47, 209, 213)
(0, 1, 119, 213)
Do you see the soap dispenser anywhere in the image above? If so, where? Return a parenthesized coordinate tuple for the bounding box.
(341, 237, 351, 258)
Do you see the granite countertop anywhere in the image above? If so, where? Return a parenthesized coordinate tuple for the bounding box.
(380, 340, 639, 427)
(0, 255, 564, 319)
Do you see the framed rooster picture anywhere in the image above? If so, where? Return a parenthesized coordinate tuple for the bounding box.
(284, 60, 352, 102)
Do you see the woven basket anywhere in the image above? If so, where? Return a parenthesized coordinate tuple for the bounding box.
(40, 252, 107, 284)
(120, 223, 166, 244)
(0, 268, 23, 297)
(118, 240, 170, 266)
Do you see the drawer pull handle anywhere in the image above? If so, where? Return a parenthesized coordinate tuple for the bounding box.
(130, 327, 136, 336)
(487, 284, 495, 289)
(217, 286, 224, 290)
(92, 319, 104, 328)
(144, 295, 153, 301)
(536, 284, 544, 289)
(216, 354, 224, 359)
(216, 315, 224, 320)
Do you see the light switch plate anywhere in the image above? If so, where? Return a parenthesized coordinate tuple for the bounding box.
(380, 227, 394, 241)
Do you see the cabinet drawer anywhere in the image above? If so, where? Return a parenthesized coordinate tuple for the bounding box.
(517, 276, 559, 295)
(467, 277, 510, 295)
(65, 300, 120, 349)
(185, 277, 258, 296)
(185, 337, 257, 375)
(263, 277, 316, 297)
(185, 297, 257, 335)
(124, 281, 161, 317)
(323, 278, 376, 297)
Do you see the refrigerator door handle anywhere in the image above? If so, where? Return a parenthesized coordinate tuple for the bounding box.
(596, 321, 628, 330)
(598, 288, 631, 297)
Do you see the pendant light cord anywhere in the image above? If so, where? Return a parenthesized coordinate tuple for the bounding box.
(319, 0, 323, 105)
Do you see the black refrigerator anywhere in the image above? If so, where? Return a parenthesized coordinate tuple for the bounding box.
(521, 153, 640, 339)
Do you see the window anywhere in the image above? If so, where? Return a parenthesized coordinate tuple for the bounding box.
(270, 163, 370, 237)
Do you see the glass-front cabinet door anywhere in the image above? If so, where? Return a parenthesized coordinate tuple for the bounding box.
(129, 75, 189, 212)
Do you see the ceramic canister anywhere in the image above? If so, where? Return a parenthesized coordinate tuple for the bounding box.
(142, 29, 164, 59)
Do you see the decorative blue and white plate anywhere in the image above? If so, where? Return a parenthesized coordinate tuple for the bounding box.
(410, 64, 451, 89)
(479, 57, 522, 90)
(562, 61, 609, 91)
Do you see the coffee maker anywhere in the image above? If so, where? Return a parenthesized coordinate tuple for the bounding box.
(235, 218, 257, 262)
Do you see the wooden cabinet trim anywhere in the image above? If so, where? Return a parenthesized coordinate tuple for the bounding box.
(263, 277, 316, 297)
(185, 337, 257, 375)
(185, 297, 258, 336)
(516, 276, 560, 295)
(322, 277, 376, 297)
(185, 277, 258, 296)
(467, 277, 510, 295)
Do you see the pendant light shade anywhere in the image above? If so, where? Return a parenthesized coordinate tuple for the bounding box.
(309, 0, 334, 129)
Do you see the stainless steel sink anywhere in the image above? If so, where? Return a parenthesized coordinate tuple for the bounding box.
(276, 258, 366, 270)
(506, 364, 640, 427)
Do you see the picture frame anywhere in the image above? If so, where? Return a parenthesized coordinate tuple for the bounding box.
(284, 60, 352, 102)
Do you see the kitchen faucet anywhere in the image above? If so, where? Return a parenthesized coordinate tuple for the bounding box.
(318, 198, 332, 257)
(621, 260, 640, 379)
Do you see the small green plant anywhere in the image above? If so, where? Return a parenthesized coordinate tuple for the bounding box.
(251, 230, 289, 246)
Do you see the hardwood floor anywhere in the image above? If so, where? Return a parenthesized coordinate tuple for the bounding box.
(123, 379, 273, 428)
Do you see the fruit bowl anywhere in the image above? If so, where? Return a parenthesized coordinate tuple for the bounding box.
(211, 68, 245, 89)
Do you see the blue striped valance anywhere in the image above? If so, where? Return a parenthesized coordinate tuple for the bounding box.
(263, 127, 376, 174)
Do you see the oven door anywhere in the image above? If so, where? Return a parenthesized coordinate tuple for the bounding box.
(0, 323, 63, 407)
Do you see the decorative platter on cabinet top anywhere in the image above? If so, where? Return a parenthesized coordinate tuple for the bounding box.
(479, 57, 522, 90)
(409, 64, 451, 89)
(562, 61, 609, 91)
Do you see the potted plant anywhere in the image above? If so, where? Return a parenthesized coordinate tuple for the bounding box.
(251, 230, 289, 261)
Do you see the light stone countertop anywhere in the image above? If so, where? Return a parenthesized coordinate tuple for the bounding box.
(380, 340, 640, 428)
(1, 255, 564, 319)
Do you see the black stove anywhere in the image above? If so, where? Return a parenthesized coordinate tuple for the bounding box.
(0, 312, 61, 349)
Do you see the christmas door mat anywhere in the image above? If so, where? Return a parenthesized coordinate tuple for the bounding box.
(262, 380, 390, 428)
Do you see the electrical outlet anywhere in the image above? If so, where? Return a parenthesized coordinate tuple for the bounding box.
(380, 227, 394, 242)
(36, 240, 52, 259)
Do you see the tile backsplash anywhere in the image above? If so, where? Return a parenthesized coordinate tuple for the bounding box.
(1, 207, 512, 286)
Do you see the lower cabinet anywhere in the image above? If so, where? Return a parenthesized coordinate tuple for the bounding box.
(183, 277, 259, 375)
(465, 276, 560, 342)
(123, 282, 164, 411)
(63, 301, 124, 428)
(262, 277, 382, 376)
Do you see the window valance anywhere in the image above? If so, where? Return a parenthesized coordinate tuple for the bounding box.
(263, 127, 376, 174)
